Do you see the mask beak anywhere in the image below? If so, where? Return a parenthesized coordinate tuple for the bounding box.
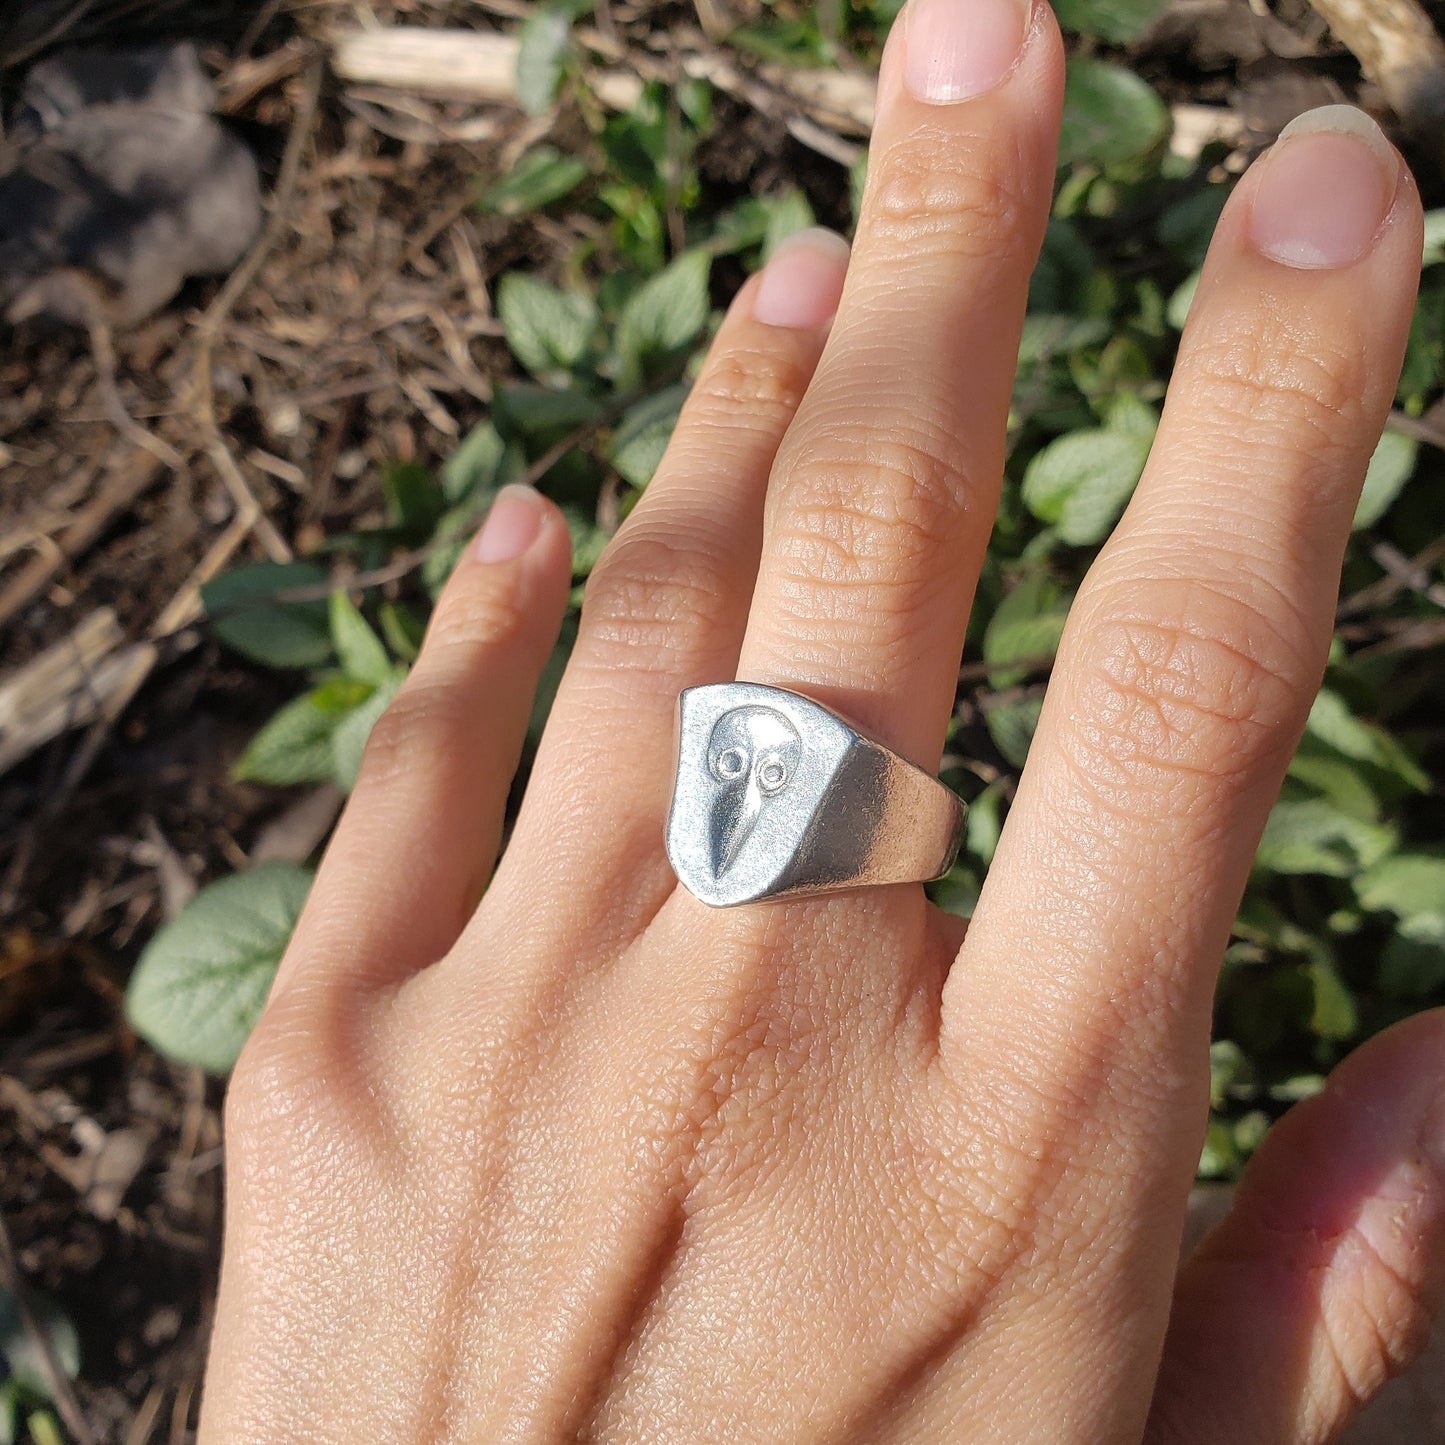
(710, 772, 763, 879)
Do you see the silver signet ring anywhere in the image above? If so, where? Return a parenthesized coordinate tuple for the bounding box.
(666, 682, 967, 907)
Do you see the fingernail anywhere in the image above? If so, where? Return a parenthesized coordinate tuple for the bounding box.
(1250, 106, 1399, 270)
(903, 0, 1032, 104)
(474, 484, 544, 563)
(752, 228, 851, 329)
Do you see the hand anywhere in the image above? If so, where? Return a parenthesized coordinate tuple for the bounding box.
(201, 2, 1440, 1439)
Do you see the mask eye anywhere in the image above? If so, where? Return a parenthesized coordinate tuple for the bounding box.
(757, 755, 788, 792)
(715, 747, 747, 780)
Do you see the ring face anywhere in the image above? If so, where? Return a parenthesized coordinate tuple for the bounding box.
(666, 683, 967, 907)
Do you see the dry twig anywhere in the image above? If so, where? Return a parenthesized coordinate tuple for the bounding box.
(0, 452, 164, 629)
(190, 54, 326, 564)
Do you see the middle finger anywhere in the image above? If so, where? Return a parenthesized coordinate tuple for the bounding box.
(736, 0, 1064, 768)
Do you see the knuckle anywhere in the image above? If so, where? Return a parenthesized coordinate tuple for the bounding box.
(1183, 320, 1369, 453)
(1064, 575, 1312, 797)
(357, 678, 472, 789)
(224, 1002, 337, 1162)
(430, 578, 533, 652)
(773, 427, 975, 590)
(1320, 1289, 1421, 1422)
(688, 345, 809, 432)
(866, 124, 1031, 261)
(225, 980, 386, 1174)
(578, 517, 731, 665)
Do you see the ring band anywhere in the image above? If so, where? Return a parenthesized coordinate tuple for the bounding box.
(666, 682, 967, 907)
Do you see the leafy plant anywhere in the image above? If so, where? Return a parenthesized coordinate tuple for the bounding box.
(126, 862, 313, 1074)
(230, 591, 407, 793)
(127, 6, 1445, 1194)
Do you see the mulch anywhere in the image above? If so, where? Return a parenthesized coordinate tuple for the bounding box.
(0, 1, 1434, 1437)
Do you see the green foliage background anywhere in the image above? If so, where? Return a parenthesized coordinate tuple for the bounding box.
(127, 0, 1445, 1183)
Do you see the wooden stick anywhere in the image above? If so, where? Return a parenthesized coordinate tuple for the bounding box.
(1308, 0, 1445, 160)
(329, 25, 1242, 165)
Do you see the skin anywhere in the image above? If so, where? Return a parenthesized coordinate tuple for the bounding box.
(202, 5, 1444, 1440)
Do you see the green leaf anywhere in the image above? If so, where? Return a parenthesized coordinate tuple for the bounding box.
(1197, 1117, 1236, 1178)
(930, 866, 981, 919)
(985, 695, 1044, 769)
(1303, 956, 1358, 1040)
(1284, 753, 1381, 822)
(849, 149, 869, 229)
(562, 505, 612, 578)
(1016, 313, 1110, 367)
(496, 273, 599, 384)
(706, 197, 773, 255)
(421, 503, 487, 598)
(494, 383, 602, 444)
(1208, 1039, 1251, 1109)
(1422, 207, 1445, 268)
(1303, 689, 1429, 793)
(27, 1412, 64, 1445)
(1255, 798, 1396, 878)
(383, 461, 444, 539)
(1400, 278, 1445, 402)
(1052, 0, 1169, 42)
(125, 863, 313, 1073)
(1356, 854, 1445, 941)
(515, 5, 573, 114)
(761, 189, 817, 258)
(613, 249, 712, 389)
(378, 601, 426, 662)
(232, 680, 371, 787)
(329, 591, 391, 687)
(1166, 269, 1201, 331)
(202, 562, 332, 669)
(983, 572, 1070, 686)
(1352, 430, 1419, 531)
(1059, 59, 1170, 169)
(1269, 1074, 1326, 1103)
(0, 1289, 78, 1401)
(442, 421, 509, 503)
(478, 146, 590, 216)
(331, 672, 405, 792)
(1021, 427, 1151, 543)
(1379, 935, 1445, 999)
(1157, 186, 1229, 269)
(608, 383, 690, 487)
(964, 779, 1007, 866)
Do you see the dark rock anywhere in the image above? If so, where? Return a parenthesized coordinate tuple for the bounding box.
(0, 42, 263, 327)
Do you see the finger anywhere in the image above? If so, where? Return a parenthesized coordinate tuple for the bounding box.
(1148, 1010, 1445, 1445)
(270, 484, 572, 999)
(735, 0, 1064, 769)
(487, 234, 849, 941)
(932, 108, 1423, 1420)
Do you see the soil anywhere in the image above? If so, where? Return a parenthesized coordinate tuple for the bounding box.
(0, 0, 1437, 1438)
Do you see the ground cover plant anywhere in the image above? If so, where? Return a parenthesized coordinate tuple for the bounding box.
(3, 0, 1445, 1435)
